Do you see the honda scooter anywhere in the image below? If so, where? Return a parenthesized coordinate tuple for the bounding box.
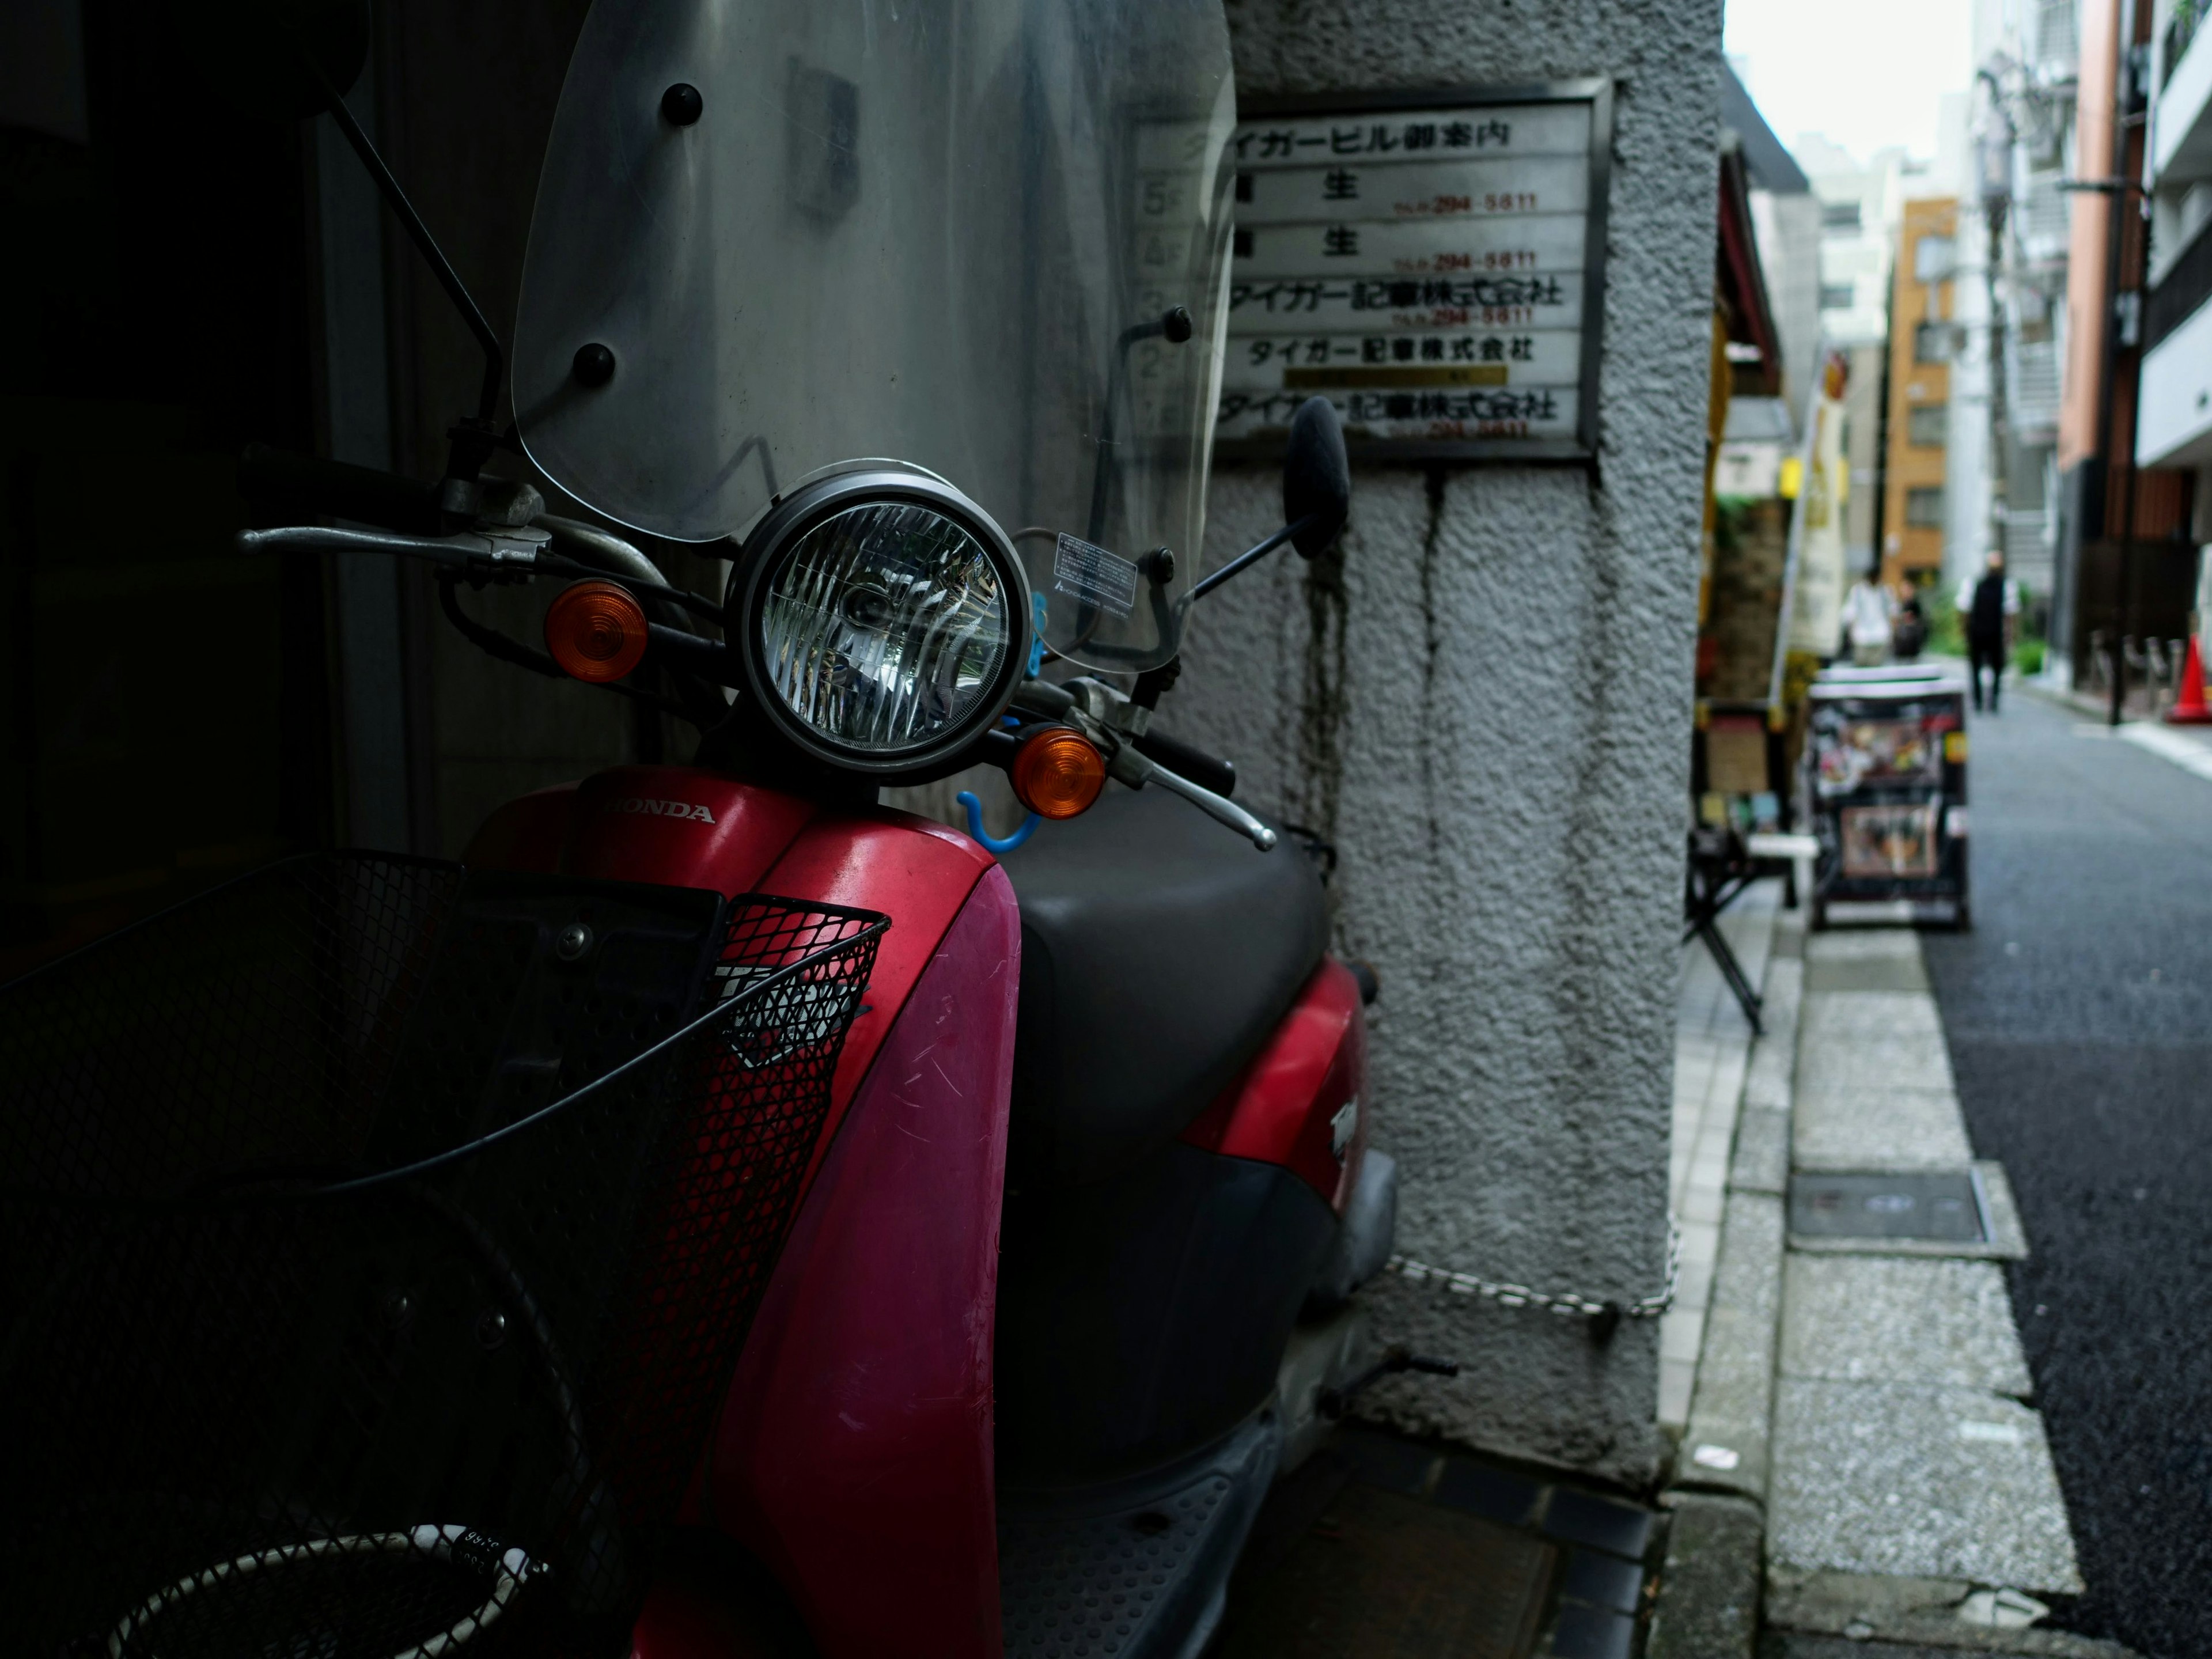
(0, 2, 1427, 1654)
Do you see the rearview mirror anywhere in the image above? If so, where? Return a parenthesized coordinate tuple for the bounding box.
(1186, 397, 1354, 605)
(176, 0, 370, 123)
(1283, 396, 1350, 558)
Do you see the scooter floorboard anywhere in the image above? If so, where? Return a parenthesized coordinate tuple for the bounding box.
(997, 1409, 1281, 1659)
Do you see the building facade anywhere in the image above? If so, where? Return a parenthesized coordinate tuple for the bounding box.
(1883, 199, 1963, 585)
(1952, 0, 2080, 623)
(1798, 141, 1937, 577)
(1724, 60, 1821, 421)
(2135, 0, 2212, 611)
(2048, 0, 2199, 680)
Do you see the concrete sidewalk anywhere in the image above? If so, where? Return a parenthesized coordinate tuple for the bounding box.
(1650, 914, 2143, 1659)
(1662, 877, 1783, 1435)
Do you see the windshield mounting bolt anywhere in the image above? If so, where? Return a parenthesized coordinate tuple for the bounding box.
(572, 342, 615, 389)
(1163, 305, 1193, 344)
(661, 82, 704, 126)
(1142, 547, 1176, 586)
(556, 922, 593, 962)
(475, 1309, 508, 1351)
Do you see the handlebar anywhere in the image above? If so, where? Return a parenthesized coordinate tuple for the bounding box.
(1009, 677, 1263, 847)
(241, 496, 1267, 847)
(1131, 729, 1234, 799)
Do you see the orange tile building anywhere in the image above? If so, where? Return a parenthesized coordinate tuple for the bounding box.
(1880, 198, 1959, 586)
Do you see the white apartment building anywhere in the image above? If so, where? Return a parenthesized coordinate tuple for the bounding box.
(1953, 0, 2079, 604)
(1796, 138, 1924, 571)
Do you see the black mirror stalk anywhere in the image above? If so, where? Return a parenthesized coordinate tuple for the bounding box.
(1187, 516, 1313, 602)
(1185, 397, 1351, 605)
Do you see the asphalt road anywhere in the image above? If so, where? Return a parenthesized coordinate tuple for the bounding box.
(1919, 691, 2212, 1659)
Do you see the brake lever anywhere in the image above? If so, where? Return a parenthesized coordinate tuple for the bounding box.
(1110, 745, 1277, 851)
(237, 524, 548, 578)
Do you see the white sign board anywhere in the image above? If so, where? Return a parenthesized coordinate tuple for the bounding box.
(1714, 441, 1785, 499)
(1214, 85, 1612, 461)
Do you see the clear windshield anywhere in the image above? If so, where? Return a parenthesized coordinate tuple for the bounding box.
(513, 0, 1236, 671)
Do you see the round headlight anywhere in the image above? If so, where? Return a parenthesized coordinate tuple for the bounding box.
(734, 471, 1029, 773)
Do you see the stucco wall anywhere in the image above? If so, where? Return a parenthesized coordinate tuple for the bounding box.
(1164, 0, 1724, 1484)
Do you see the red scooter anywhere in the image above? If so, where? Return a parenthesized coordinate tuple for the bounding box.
(0, 1, 1427, 1653)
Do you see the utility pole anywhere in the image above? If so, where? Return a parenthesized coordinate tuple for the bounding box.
(1982, 68, 2017, 606)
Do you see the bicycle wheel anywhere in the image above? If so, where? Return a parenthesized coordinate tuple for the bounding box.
(109, 1526, 541, 1659)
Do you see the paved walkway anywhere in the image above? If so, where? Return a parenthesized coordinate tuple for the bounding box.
(1664, 877, 1782, 1433)
(1652, 874, 2141, 1657)
(1764, 925, 2083, 1634)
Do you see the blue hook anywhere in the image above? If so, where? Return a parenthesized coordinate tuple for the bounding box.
(959, 790, 1038, 855)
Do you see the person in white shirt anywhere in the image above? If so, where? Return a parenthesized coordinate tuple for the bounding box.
(1840, 569, 1895, 666)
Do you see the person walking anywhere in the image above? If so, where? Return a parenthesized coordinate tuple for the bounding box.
(1841, 566, 1895, 666)
(1956, 551, 2021, 713)
(1893, 579, 1927, 661)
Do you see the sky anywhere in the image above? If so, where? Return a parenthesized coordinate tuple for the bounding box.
(1724, 0, 1973, 167)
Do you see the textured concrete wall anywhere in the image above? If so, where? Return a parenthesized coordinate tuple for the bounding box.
(1164, 0, 1724, 1484)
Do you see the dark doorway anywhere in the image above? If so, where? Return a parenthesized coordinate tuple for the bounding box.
(1, 0, 332, 976)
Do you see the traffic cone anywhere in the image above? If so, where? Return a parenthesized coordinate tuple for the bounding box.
(2166, 635, 2212, 725)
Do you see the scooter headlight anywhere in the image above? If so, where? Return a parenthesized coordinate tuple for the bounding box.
(734, 471, 1029, 774)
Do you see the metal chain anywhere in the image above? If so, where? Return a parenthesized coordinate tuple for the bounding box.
(1385, 1225, 1680, 1321)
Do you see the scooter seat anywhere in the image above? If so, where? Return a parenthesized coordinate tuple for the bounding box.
(998, 781, 1328, 1185)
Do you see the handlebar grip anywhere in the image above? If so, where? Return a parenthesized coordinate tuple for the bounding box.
(1132, 728, 1235, 798)
(237, 444, 440, 535)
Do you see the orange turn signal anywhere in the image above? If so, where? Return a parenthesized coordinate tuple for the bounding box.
(1011, 726, 1107, 820)
(545, 579, 649, 683)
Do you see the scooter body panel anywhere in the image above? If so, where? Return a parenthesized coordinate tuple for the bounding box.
(1182, 956, 1370, 1212)
(709, 865, 1020, 1659)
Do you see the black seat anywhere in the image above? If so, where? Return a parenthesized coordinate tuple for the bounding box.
(998, 783, 1328, 1187)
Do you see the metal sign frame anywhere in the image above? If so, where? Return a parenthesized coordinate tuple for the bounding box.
(1214, 79, 1614, 465)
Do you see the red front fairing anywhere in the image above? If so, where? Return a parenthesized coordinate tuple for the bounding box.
(469, 767, 1366, 1657)
(465, 766, 1001, 1184)
(704, 868, 1018, 1656)
(467, 767, 1014, 1654)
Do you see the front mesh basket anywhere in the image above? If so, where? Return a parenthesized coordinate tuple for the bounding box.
(0, 853, 885, 1656)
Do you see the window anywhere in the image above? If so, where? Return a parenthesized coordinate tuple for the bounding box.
(1914, 234, 1957, 283)
(1914, 322, 1953, 363)
(1822, 199, 1863, 231)
(1908, 403, 1948, 446)
(1905, 486, 1946, 528)
(1820, 283, 1857, 310)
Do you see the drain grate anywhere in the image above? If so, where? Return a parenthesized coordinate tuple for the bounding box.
(1789, 1171, 1988, 1242)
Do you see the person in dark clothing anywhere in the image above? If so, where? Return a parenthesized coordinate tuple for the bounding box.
(1956, 550, 2020, 712)
(1893, 582, 1927, 660)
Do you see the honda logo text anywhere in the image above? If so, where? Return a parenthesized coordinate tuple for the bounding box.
(609, 797, 718, 824)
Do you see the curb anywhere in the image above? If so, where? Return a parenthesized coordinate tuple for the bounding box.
(1647, 900, 1801, 1658)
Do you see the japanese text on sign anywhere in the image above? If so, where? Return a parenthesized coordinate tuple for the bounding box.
(1217, 93, 1604, 452)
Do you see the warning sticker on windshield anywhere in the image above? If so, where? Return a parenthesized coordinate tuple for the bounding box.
(1052, 533, 1138, 620)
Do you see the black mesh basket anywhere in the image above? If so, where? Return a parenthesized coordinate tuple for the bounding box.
(0, 853, 886, 1657)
